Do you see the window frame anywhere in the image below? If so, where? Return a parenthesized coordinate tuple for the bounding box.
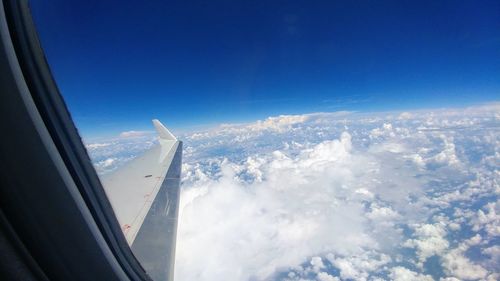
(0, 0, 152, 280)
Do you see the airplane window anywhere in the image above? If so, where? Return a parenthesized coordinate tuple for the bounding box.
(29, 1, 499, 281)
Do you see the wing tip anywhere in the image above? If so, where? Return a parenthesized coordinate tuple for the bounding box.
(152, 119, 177, 141)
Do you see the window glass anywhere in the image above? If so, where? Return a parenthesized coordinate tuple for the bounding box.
(30, 1, 500, 280)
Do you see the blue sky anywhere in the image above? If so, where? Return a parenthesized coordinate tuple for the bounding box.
(30, 0, 499, 138)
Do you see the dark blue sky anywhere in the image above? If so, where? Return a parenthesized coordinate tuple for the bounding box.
(30, 0, 500, 138)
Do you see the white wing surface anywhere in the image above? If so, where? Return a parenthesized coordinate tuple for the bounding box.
(101, 120, 182, 281)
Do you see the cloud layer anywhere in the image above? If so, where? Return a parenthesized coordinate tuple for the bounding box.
(87, 103, 500, 281)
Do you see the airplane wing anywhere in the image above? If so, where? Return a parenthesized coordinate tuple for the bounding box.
(100, 119, 182, 281)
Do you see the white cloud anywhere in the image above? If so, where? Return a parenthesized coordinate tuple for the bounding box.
(85, 134, 157, 174)
(470, 200, 500, 238)
(389, 266, 434, 281)
(326, 251, 390, 281)
(398, 112, 413, 120)
(316, 272, 340, 281)
(330, 257, 365, 280)
(249, 114, 310, 132)
(86, 103, 500, 281)
(101, 158, 115, 167)
(369, 123, 396, 139)
(429, 135, 460, 166)
(85, 142, 113, 149)
(366, 205, 401, 221)
(441, 247, 488, 280)
(482, 245, 500, 261)
(174, 104, 499, 280)
(310, 257, 325, 273)
(403, 223, 449, 267)
(176, 132, 378, 280)
(119, 130, 153, 138)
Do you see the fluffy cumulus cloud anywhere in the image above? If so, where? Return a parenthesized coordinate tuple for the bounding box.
(403, 223, 450, 267)
(389, 267, 433, 281)
(89, 103, 500, 280)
